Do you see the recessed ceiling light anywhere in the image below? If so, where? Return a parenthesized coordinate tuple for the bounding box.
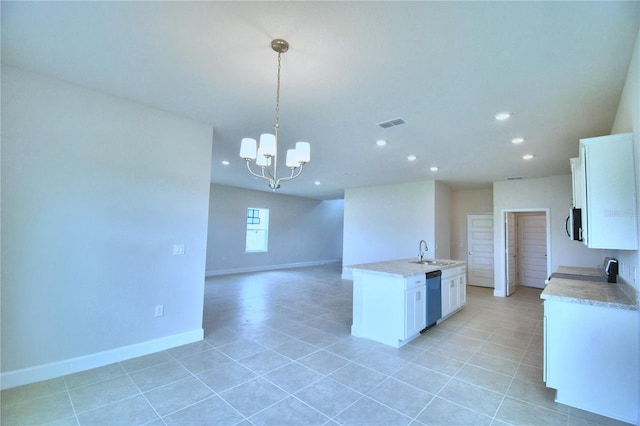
(430, 166, 439, 172)
(407, 155, 417, 161)
(522, 154, 534, 160)
(376, 139, 387, 147)
(221, 160, 230, 165)
(495, 112, 511, 121)
(314, 181, 321, 185)
(511, 137, 524, 144)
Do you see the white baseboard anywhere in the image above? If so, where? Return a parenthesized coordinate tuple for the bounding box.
(341, 268, 353, 280)
(205, 258, 342, 277)
(1, 328, 203, 390)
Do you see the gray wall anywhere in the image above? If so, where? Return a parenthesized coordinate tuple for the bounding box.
(342, 180, 451, 279)
(450, 187, 493, 261)
(205, 184, 344, 275)
(1, 66, 213, 388)
(492, 175, 603, 297)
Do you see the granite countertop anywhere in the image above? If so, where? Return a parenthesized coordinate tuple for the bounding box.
(555, 265, 604, 278)
(347, 258, 465, 278)
(541, 277, 637, 310)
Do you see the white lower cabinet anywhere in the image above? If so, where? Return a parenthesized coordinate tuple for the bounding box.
(351, 271, 426, 347)
(543, 300, 639, 424)
(441, 266, 466, 319)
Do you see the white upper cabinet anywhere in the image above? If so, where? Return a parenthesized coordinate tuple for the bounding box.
(578, 133, 638, 250)
(570, 157, 583, 209)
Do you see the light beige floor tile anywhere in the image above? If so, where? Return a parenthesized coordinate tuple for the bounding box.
(128, 360, 190, 392)
(237, 348, 291, 374)
(163, 395, 245, 426)
(297, 349, 351, 375)
(177, 348, 232, 374)
(333, 396, 412, 426)
(120, 351, 173, 373)
(69, 374, 139, 413)
(1, 391, 75, 425)
(0, 377, 66, 407)
(248, 396, 329, 426)
(219, 377, 288, 417)
(495, 396, 568, 425)
(65, 363, 126, 389)
(393, 364, 451, 394)
(438, 378, 503, 417)
(294, 377, 362, 418)
(196, 361, 256, 393)
(77, 395, 158, 426)
(411, 351, 465, 376)
(514, 363, 544, 385)
(263, 362, 323, 394)
(454, 364, 513, 394)
(415, 396, 493, 426)
(329, 362, 387, 394)
(144, 376, 213, 416)
(367, 378, 434, 418)
(507, 378, 569, 414)
(166, 340, 213, 359)
(468, 351, 519, 376)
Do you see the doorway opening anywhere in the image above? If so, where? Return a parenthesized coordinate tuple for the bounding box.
(503, 209, 550, 296)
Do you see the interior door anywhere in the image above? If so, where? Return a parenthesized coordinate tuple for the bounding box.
(506, 212, 517, 296)
(467, 214, 494, 288)
(517, 212, 547, 288)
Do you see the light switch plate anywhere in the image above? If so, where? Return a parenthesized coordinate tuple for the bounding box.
(173, 244, 185, 255)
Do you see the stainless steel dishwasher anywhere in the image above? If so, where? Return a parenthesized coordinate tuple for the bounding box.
(424, 270, 442, 329)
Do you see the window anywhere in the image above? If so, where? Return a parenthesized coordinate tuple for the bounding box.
(246, 208, 269, 252)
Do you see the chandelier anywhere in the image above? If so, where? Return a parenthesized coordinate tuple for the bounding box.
(239, 39, 310, 191)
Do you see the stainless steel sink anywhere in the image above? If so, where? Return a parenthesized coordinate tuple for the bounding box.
(409, 260, 454, 266)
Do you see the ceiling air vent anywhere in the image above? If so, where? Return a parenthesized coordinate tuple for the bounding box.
(506, 176, 524, 181)
(377, 117, 407, 128)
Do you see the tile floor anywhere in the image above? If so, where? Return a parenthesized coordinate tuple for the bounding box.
(1, 264, 631, 425)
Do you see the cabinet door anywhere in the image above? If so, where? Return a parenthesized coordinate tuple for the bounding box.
(447, 276, 460, 312)
(405, 285, 426, 338)
(441, 277, 450, 318)
(580, 133, 638, 249)
(458, 272, 466, 307)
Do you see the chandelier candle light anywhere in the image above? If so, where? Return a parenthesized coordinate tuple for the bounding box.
(239, 39, 311, 191)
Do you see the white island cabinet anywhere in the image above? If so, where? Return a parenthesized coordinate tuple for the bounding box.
(441, 265, 466, 320)
(350, 259, 466, 348)
(351, 271, 425, 348)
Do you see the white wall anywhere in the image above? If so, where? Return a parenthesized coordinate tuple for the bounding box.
(434, 181, 451, 259)
(343, 180, 451, 279)
(450, 187, 493, 261)
(1, 66, 213, 389)
(493, 175, 603, 297)
(205, 184, 343, 275)
(610, 29, 640, 296)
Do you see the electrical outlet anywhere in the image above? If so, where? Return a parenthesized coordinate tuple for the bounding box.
(155, 304, 164, 317)
(173, 244, 185, 255)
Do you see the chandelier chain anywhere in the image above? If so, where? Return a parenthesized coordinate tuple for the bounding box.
(274, 51, 282, 131)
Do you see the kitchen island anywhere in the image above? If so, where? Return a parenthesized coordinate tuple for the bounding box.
(541, 270, 638, 424)
(347, 258, 466, 348)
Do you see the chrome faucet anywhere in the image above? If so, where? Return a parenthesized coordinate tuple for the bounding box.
(418, 240, 429, 262)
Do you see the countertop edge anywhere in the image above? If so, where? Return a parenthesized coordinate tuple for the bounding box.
(346, 258, 466, 278)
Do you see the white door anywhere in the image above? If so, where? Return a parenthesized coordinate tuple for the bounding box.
(517, 213, 547, 288)
(506, 212, 517, 296)
(467, 214, 494, 288)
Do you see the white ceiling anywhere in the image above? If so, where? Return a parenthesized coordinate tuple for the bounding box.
(2, 1, 638, 200)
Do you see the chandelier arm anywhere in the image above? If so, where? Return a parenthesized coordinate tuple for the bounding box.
(245, 160, 271, 182)
(275, 164, 305, 187)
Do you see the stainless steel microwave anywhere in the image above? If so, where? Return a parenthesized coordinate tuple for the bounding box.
(565, 208, 582, 241)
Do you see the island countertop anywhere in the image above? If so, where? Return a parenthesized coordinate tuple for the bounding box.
(347, 258, 465, 278)
(541, 277, 637, 310)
